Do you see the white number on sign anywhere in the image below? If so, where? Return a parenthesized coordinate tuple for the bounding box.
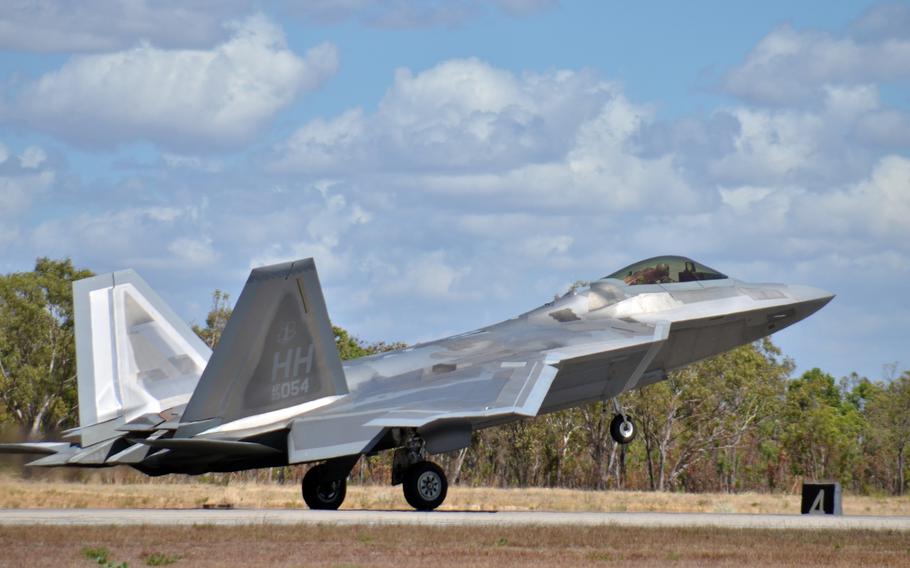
(809, 490, 825, 514)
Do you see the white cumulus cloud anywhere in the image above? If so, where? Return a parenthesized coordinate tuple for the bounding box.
(18, 146, 47, 169)
(15, 15, 339, 150)
(382, 251, 468, 299)
(272, 58, 696, 212)
(802, 155, 910, 238)
(705, 85, 908, 189)
(0, 0, 250, 52)
(29, 205, 209, 269)
(274, 59, 611, 173)
(168, 236, 217, 265)
(248, 184, 372, 279)
(287, 0, 555, 28)
(723, 21, 910, 105)
(0, 170, 55, 219)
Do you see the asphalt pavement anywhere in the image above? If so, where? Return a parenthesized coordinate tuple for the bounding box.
(0, 509, 907, 530)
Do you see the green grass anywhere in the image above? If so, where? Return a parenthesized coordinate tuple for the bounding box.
(82, 546, 110, 564)
(81, 545, 130, 567)
(145, 552, 180, 566)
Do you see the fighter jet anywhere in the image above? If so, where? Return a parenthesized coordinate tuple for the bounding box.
(0, 256, 833, 510)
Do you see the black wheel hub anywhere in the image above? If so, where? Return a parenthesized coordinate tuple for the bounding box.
(316, 480, 340, 503)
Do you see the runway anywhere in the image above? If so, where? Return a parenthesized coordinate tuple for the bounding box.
(1, 509, 908, 530)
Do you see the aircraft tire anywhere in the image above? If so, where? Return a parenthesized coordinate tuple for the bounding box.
(403, 461, 448, 511)
(610, 414, 637, 444)
(302, 464, 347, 510)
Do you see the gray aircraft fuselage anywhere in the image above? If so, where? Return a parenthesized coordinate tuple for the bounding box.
(147, 260, 834, 476)
(336, 276, 833, 433)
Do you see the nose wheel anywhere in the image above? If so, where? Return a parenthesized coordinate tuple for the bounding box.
(402, 461, 448, 511)
(610, 413, 637, 444)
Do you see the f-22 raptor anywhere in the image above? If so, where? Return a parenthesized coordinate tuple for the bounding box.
(1, 256, 833, 510)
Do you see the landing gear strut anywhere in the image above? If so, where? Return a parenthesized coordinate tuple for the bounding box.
(392, 435, 448, 511)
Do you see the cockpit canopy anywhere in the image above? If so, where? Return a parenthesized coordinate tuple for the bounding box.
(606, 256, 727, 286)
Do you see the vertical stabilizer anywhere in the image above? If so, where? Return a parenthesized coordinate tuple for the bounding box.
(73, 271, 211, 445)
(180, 258, 347, 429)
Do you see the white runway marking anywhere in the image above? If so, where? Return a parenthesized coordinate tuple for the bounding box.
(0, 509, 908, 530)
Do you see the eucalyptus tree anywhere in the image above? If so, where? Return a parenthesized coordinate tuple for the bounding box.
(783, 368, 865, 484)
(0, 258, 93, 436)
(865, 373, 910, 495)
(630, 340, 791, 491)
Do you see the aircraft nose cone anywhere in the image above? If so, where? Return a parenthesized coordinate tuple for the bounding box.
(789, 285, 836, 306)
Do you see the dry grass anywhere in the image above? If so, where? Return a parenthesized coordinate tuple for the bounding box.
(1, 524, 908, 567)
(1, 475, 909, 515)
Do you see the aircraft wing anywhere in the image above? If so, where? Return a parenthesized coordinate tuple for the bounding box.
(283, 320, 670, 463)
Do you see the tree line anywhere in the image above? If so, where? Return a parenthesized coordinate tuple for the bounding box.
(0, 258, 907, 495)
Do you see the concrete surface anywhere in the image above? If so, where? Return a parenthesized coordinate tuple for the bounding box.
(0, 509, 908, 530)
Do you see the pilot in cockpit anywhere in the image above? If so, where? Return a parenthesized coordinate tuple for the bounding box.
(624, 262, 671, 285)
(607, 256, 727, 286)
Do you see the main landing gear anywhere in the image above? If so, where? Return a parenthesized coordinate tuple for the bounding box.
(302, 462, 347, 510)
(392, 437, 448, 511)
(402, 460, 448, 511)
(301, 438, 451, 511)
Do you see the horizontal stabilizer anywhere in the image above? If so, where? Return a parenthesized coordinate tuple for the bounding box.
(106, 433, 164, 464)
(61, 418, 124, 445)
(134, 438, 282, 457)
(28, 452, 77, 467)
(106, 445, 150, 464)
(68, 438, 126, 465)
(116, 413, 165, 433)
(0, 442, 74, 455)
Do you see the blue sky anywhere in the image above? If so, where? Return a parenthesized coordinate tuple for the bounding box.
(0, 1, 908, 381)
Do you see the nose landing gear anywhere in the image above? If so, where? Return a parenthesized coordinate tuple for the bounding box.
(610, 413, 637, 444)
(609, 398, 637, 445)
